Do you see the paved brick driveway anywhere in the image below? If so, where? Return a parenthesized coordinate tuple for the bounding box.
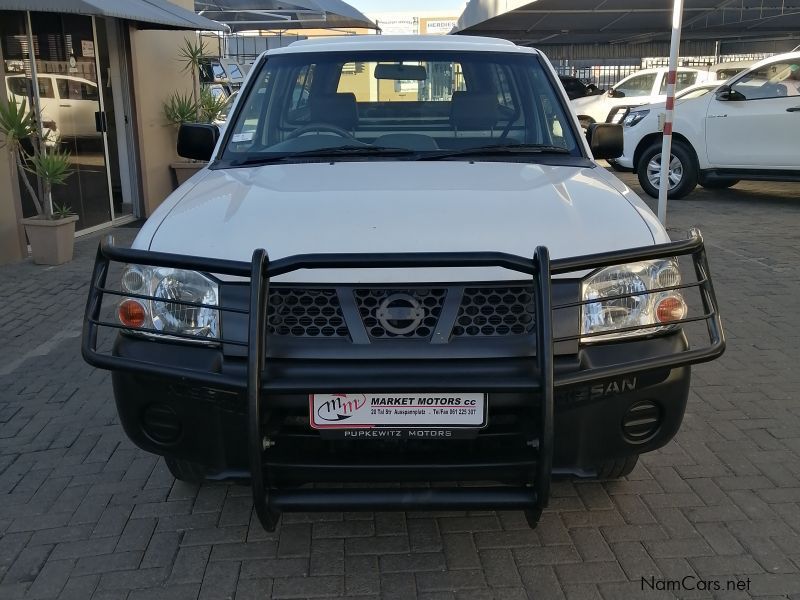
(1, 175, 799, 599)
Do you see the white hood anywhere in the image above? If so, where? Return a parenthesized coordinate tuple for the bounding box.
(141, 161, 656, 283)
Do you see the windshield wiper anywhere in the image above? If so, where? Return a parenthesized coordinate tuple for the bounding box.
(419, 144, 572, 161)
(229, 145, 415, 167)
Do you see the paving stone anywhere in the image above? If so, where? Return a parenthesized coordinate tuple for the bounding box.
(198, 559, 240, 600)
(518, 565, 565, 599)
(50, 537, 118, 561)
(379, 551, 445, 573)
(95, 566, 169, 591)
(168, 545, 211, 584)
(379, 572, 417, 600)
(72, 551, 142, 577)
(312, 519, 375, 539)
(571, 528, 613, 562)
(276, 523, 311, 557)
(309, 538, 344, 576)
(416, 569, 487, 592)
(238, 557, 309, 579)
(127, 583, 200, 600)
(140, 531, 182, 569)
(407, 518, 442, 553)
(345, 535, 409, 556)
(477, 548, 520, 587)
(3, 544, 54, 584)
(55, 574, 99, 600)
(25, 557, 74, 598)
(344, 554, 380, 596)
(271, 575, 344, 598)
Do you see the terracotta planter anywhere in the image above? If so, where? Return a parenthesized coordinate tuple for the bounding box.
(170, 161, 206, 188)
(21, 215, 79, 265)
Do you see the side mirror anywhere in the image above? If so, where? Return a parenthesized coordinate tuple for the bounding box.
(177, 123, 219, 161)
(715, 85, 745, 102)
(587, 123, 623, 159)
(608, 88, 624, 98)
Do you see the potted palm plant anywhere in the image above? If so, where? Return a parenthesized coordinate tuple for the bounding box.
(0, 97, 76, 265)
(167, 38, 228, 188)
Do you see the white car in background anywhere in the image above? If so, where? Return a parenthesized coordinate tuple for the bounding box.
(609, 81, 722, 172)
(571, 67, 714, 128)
(616, 52, 800, 198)
(6, 73, 101, 139)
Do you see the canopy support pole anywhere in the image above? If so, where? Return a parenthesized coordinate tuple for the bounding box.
(657, 0, 685, 225)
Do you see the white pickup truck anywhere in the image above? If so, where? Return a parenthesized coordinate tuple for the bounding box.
(617, 52, 800, 198)
(82, 35, 724, 530)
(571, 66, 715, 128)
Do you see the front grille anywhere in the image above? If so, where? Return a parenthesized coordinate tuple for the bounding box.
(355, 288, 447, 339)
(452, 286, 536, 338)
(267, 288, 349, 338)
(266, 285, 537, 341)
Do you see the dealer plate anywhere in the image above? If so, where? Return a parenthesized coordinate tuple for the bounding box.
(309, 393, 487, 429)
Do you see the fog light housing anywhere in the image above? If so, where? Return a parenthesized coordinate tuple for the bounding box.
(141, 403, 181, 444)
(622, 400, 662, 444)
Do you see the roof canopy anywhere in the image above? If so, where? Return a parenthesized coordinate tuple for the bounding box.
(196, 0, 378, 32)
(454, 0, 800, 47)
(0, 0, 224, 31)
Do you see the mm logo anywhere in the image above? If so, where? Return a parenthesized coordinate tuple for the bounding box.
(316, 394, 367, 422)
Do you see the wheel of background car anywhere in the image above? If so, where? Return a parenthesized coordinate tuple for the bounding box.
(286, 122, 355, 140)
(699, 177, 740, 189)
(636, 140, 698, 200)
(578, 115, 595, 130)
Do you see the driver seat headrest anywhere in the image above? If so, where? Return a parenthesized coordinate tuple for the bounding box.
(309, 93, 359, 130)
(450, 91, 500, 131)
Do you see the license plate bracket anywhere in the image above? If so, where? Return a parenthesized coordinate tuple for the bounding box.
(309, 393, 487, 430)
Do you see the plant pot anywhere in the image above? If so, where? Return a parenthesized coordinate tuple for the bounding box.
(21, 215, 79, 265)
(170, 161, 206, 189)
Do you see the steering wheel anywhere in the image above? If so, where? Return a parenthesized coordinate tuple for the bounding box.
(286, 122, 354, 140)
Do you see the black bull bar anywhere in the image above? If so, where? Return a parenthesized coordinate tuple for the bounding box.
(82, 229, 724, 530)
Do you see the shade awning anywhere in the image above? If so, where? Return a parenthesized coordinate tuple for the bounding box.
(454, 0, 800, 47)
(0, 0, 225, 31)
(196, 0, 378, 32)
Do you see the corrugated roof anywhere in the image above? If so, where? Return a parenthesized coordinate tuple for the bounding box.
(0, 0, 224, 31)
(454, 0, 800, 47)
(195, 0, 377, 32)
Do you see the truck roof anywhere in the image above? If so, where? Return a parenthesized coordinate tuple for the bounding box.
(267, 35, 537, 56)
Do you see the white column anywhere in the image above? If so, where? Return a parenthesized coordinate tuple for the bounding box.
(657, 0, 685, 226)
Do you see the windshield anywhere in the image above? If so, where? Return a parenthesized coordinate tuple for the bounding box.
(677, 85, 716, 100)
(219, 50, 580, 164)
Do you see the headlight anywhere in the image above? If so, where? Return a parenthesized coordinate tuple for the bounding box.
(581, 259, 686, 343)
(118, 264, 219, 341)
(623, 109, 649, 127)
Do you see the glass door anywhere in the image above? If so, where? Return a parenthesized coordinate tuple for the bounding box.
(2, 12, 118, 232)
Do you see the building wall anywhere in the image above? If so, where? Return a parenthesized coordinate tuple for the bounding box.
(128, 0, 197, 216)
(0, 24, 28, 264)
(0, 143, 26, 264)
(368, 12, 459, 35)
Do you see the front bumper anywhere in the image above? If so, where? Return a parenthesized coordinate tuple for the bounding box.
(83, 232, 724, 529)
(111, 331, 691, 478)
(613, 153, 635, 170)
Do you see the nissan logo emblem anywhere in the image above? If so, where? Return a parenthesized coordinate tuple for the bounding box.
(376, 293, 425, 335)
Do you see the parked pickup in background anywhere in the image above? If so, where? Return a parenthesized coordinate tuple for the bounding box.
(571, 66, 715, 129)
(616, 51, 800, 198)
